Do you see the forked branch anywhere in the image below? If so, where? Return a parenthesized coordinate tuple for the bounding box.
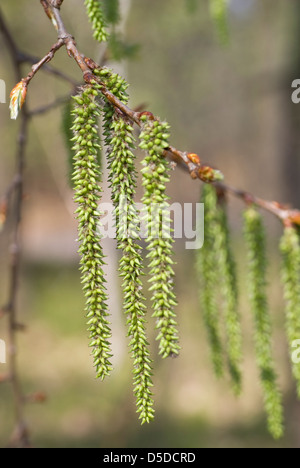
(37, 0, 300, 226)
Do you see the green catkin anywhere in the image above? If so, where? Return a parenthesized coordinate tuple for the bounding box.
(62, 98, 102, 188)
(244, 206, 284, 439)
(197, 184, 224, 377)
(93, 67, 129, 102)
(197, 186, 242, 387)
(99, 68, 154, 423)
(280, 226, 300, 397)
(72, 86, 112, 380)
(217, 201, 242, 394)
(209, 0, 229, 44)
(103, 0, 120, 25)
(108, 32, 139, 62)
(139, 116, 180, 359)
(85, 0, 108, 43)
(185, 0, 199, 13)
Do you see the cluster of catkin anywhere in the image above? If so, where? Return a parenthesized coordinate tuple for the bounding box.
(71, 68, 179, 424)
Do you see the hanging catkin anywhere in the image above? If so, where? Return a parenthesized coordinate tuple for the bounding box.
(72, 85, 112, 380)
(97, 68, 155, 423)
(280, 226, 300, 397)
(197, 184, 224, 377)
(139, 115, 180, 359)
(244, 206, 283, 439)
(85, 0, 108, 43)
(216, 199, 242, 394)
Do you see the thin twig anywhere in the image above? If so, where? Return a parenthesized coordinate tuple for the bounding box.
(20, 52, 78, 85)
(0, 7, 20, 77)
(0, 6, 31, 448)
(22, 39, 64, 88)
(39, 4, 225, 185)
(215, 183, 300, 225)
(50, 0, 65, 8)
(29, 93, 72, 117)
(0, 175, 21, 232)
(0, 0, 298, 445)
(40, 2, 300, 226)
(6, 108, 31, 448)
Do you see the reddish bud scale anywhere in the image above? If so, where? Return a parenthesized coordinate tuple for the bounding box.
(288, 211, 300, 227)
(84, 57, 99, 70)
(138, 111, 155, 121)
(83, 72, 97, 84)
(198, 166, 224, 183)
(198, 166, 215, 182)
(187, 152, 201, 165)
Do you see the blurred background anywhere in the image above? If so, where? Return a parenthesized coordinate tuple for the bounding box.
(0, 0, 300, 448)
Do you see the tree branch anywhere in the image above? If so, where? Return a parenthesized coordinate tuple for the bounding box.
(215, 183, 300, 227)
(42, 4, 225, 184)
(22, 39, 64, 88)
(29, 93, 72, 117)
(20, 52, 78, 85)
(0, 0, 298, 445)
(6, 108, 31, 448)
(38, 1, 300, 227)
(0, 7, 20, 78)
(50, 0, 64, 8)
(0, 6, 30, 448)
(0, 175, 21, 232)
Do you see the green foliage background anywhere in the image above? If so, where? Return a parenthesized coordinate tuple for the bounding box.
(0, 0, 300, 448)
